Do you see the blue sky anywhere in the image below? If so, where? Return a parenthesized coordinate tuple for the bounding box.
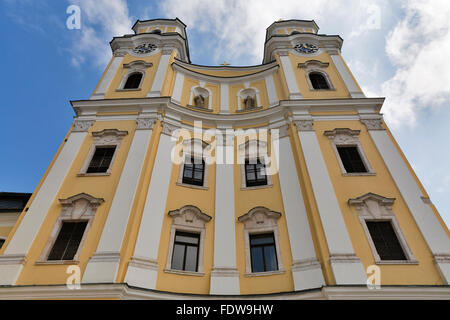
(0, 0, 449, 228)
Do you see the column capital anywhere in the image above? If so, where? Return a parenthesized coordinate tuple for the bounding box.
(361, 118, 385, 131)
(72, 119, 95, 132)
(293, 119, 314, 132)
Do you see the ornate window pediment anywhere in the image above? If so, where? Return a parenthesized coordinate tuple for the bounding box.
(165, 205, 211, 275)
(348, 193, 417, 264)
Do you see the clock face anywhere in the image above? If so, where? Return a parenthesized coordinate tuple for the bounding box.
(294, 43, 319, 54)
(133, 43, 157, 55)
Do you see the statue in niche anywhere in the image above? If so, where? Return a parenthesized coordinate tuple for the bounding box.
(193, 95, 205, 108)
(244, 95, 256, 109)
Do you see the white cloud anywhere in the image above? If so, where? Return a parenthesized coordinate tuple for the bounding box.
(159, 0, 386, 65)
(69, 0, 132, 67)
(381, 0, 450, 126)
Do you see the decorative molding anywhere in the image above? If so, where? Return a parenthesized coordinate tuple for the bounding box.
(0, 254, 27, 265)
(292, 258, 323, 271)
(348, 193, 418, 265)
(166, 205, 211, 275)
(128, 256, 159, 271)
(329, 254, 362, 264)
(293, 120, 314, 132)
(298, 60, 329, 69)
(136, 117, 156, 130)
(434, 254, 450, 264)
(72, 120, 95, 133)
(161, 121, 179, 136)
(421, 196, 432, 205)
(91, 129, 128, 141)
(38, 193, 104, 263)
(361, 119, 384, 131)
(238, 207, 283, 275)
(210, 267, 240, 277)
(325, 128, 375, 176)
(123, 60, 153, 69)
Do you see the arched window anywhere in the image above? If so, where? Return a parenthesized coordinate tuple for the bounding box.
(309, 72, 330, 90)
(123, 72, 143, 89)
(151, 29, 162, 34)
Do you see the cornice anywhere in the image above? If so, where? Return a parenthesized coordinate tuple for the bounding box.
(173, 58, 278, 73)
(70, 97, 385, 131)
(171, 61, 279, 84)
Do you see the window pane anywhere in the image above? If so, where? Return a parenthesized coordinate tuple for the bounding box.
(250, 234, 275, 246)
(48, 221, 87, 261)
(193, 170, 203, 181)
(171, 243, 185, 270)
(124, 73, 142, 89)
(175, 233, 199, 245)
(251, 247, 264, 273)
(264, 246, 278, 272)
(366, 221, 407, 260)
(87, 146, 116, 173)
(184, 245, 198, 272)
(183, 167, 193, 179)
(337, 146, 367, 173)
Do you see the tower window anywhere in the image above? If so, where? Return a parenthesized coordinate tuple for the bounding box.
(47, 221, 88, 261)
(250, 233, 278, 273)
(245, 158, 267, 187)
(336, 146, 367, 173)
(182, 157, 205, 186)
(171, 231, 200, 272)
(0, 238, 5, 249)
(123, 72, 143, 89)
(309, 72, 330, 90)
(366, 221, 407, 261)
(86, 146, 116, 174)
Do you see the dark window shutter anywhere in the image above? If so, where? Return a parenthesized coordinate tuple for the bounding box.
(48, 221, 88, 261)
(337, 146, 367, 173)
(87, 146, 116, 173)
(366, 221, 407, 260)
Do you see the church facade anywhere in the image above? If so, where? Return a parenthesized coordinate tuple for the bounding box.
(0, 18, 449, 299)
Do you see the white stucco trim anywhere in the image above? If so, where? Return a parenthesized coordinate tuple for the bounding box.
(279, 54, 303, 99)
(265, 75, 279, 107)
(276, 136, 325, 290)
(171, 72, 184, 104)
(330, 54, 365, 98)
(124, 130, 176, 289)
(295, 123, 367, 284)
(220, 83, 229, 113)
(210, 133, 239, 295)
(91, 56, 124, 100)
(83, 125, 154, 283)
(148, 51, 171, 97)
(367, 129, 450, 284)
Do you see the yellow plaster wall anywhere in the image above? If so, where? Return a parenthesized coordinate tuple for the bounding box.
(313, 120, 444, 285)
(16, 120, 138, 285)
(154, 132, 216, 294)
(103, 52, 162, 99)
(289, 52, 351, 99)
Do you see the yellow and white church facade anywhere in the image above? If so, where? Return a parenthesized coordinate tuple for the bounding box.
(0, 18, 449, 299)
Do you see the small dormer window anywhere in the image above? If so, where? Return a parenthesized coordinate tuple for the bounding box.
(123, 72, 143, 89)
(309, 72, 330, 90)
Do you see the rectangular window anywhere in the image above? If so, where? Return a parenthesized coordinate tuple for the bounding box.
(86, 146, 116, 174)
(336, 146, 367, 173)
(250, 233, 278, 273)
(182, 157, 205, 186)
(366, 221, 407, 261)
(171, 231, 200, 272)
(47, 221, 88, 261)
(245, 158, 267, 187)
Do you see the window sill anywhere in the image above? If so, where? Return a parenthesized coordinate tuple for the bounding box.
(375, 260, 419, 265)
(236, 106, 263, 113)
(342, 172, 376, 177)
(115, 88, 142, 92)
(309, 88, 336, 91)
(245, 270, 285, 277)
(176, 182, 209, 190)
(77, 172, 111, 177)
(241, 184, 273, 191)
(164, 269, 205, 277)
(186, 104, 213, 112)
(35, 260, 79, 266)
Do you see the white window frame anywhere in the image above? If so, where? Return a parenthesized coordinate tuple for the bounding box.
(176, 138, 211, 189)
(324, 128, 375, 176)
(238, 139, 273, 190)
(37, 193, 104, 264)
(116, 60, 153, 91)
(238, 207, 284, 276)
(348, 193, 418, 265)
(78, 129, 128, 177)
(237, 87, 261, 111)
(188, 86, 212, 111)
(165, 205, 212, 276)
(298, 60, 335, 91)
